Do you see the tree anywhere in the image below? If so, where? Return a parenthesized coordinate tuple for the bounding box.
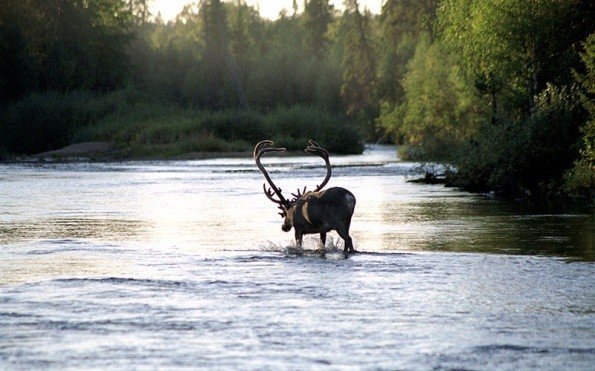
(379, 34, 485, 159)
(0, 3, 35, 100)
(200, 0, 231, 109)
(439, 0, 593, 120)
(340, 0, 376, 124)
(376, 0, 438, 104)
(126, 0, 150, 24)
(227, 1, 264, 108)
(566, 33, 595, 196)
(437, 0, 594, 198)
(302, 0, 334, 60)
(0, 0, 136, 93)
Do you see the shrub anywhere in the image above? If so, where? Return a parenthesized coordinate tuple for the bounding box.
(0, 91, 97, 154)
(74, 101, 363, 157)
(0, 88, 364, 157)
(0, 88, 152, 155)
(453, 84, 584, 199)
(565, 33, 595, 200)
(264, 105, 363, 154)
(201, 110, 267, 143)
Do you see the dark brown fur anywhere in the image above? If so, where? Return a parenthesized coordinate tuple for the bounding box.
(254, 140, 357, 252)
(283, 187, 356, 252)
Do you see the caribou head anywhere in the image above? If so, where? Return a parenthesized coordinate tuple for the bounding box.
(254, 140, 356, 252)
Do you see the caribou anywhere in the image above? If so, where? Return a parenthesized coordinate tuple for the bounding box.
(254, 140, 356, 252)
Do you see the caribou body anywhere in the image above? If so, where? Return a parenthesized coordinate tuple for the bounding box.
(254, 140, 356, 252)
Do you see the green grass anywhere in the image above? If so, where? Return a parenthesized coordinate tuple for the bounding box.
(1, 89, 364, 157)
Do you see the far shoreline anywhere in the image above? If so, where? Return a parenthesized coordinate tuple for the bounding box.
(0, 141, 338, 164)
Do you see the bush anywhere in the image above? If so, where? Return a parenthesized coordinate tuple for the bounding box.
(0, 88, 364, 157)
(452, 84, 584, 199)
(74, 100, 363, 157)
(0, 91, 99, 154)
(565, 33, 595, 200)
(0, 88, 154, 155)
(201, 110, 267, 143)
(565, 157, 595, 199)
(264, 105, 363, 153)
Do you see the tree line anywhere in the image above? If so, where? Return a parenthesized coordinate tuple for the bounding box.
(0, 0, 375, 117)
(0, 0, 593, 201)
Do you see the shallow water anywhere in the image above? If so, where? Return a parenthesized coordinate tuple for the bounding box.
(1, 145, 593, 369)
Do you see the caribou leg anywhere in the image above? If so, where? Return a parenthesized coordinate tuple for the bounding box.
(336, 226, 355, 253)
(317, 232, 327, 254)
(294, 231, 303, 249)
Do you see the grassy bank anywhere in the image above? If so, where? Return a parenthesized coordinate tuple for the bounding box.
(0, 89, 364, 159)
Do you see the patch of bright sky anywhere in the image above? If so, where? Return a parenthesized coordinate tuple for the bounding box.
(150, 0, 381, 22)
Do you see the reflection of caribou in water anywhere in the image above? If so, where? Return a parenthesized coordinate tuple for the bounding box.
(254, 140, 356, 252)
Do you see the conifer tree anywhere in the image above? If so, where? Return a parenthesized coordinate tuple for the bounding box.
(302, 0, 334, 60)
(201, 0, 231, 109)
(340, 0, 376, 121)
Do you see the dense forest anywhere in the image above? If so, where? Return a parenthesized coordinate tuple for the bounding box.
(0, 0, 593, 201)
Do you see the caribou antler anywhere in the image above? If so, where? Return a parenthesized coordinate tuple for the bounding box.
(254, 140, 290, 216)
(263, 184, 287, 217)
(291, 186, 308, 201)
(304, 140, 332, 192)
(254, 139, 356, 252)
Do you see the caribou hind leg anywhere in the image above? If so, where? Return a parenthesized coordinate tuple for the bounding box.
(336, 224, 355, 253)
(295, 231, 303, 249)
(254, 140, 356, 254)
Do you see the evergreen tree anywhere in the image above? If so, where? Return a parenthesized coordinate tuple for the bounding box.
(229, 0, 255, 108)
(0, 0, 134, 93)
(126, 0, 150, 24)
(340, 0, 376, 123)
(200, 0, 231, 109)
(302, 0, 334, 60)
(0, 3, 35, 100)
(377, 0, 438, 104)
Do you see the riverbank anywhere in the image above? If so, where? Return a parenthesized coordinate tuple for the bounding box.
(1, 141, 340, 163)
(0, 91, 364, 160)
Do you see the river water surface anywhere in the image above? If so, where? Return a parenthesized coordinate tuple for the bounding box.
(1, 145, 593, 369)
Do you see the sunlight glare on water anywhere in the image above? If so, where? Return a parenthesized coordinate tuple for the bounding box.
(0, 145, 593, 369)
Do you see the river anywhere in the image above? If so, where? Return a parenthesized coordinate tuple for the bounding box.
(0, 145, 593, 369)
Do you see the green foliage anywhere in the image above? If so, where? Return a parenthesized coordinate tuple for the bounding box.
(339, 1, 377, 137)
(201, 0, 232, 109)
(566, 33, 595, 197)
(0, 0, 134, 97)
(0, 1, 367, 158)
(439, 0, 592, 118)
(378, 35, 485, 160)
(72, 97, 362, 157)
(263, 105, 363, 154)
(0, 91, 118, 154)
(1, 0, 591, 205)
(302, 0, 334, 60)
(130, 2, 344, 114)
(422, 0, 594, 201)
(0, 23, 34, 100)
(453, 85, 584, 199)
(376, 0, 438, 104)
